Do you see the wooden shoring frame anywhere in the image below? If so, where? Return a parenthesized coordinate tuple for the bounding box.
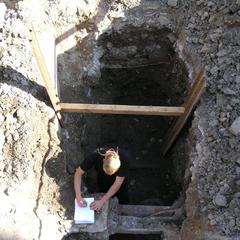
(161, 69, 206, 156)
(28, 24, 64, 127)
(29, 24, 206, 155)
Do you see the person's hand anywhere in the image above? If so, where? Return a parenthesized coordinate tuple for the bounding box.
(77, 197, 87, 208)
(90, 199, 105, 211)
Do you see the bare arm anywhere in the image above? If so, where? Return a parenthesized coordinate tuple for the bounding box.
(102, 176, 125, 202)
(90, 176, 125, 210)
(74, 167, 86, 207)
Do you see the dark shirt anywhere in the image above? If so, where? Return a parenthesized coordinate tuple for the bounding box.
(79, 147, 130, 192)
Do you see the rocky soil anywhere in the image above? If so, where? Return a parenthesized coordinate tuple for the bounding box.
(0, 0, 240, 239)
(0, 2, 69, 239)
(179, 1, 240, 239)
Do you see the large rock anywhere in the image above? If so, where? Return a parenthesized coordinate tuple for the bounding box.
(229, 117, 240, 136)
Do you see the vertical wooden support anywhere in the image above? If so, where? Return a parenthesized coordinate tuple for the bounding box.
(29, 24, 64, 127)
(161, 69, 206, 156)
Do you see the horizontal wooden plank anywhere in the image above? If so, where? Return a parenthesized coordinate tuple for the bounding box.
(60, 103, 185, 116)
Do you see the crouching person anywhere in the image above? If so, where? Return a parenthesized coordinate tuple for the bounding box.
(74, 147, 130, 210)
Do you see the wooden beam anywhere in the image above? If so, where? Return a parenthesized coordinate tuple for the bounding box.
(164, 70, 204, 140)
(104, 61, 170, 69)
(29, 24, 64, 127)
(161, 70, 206, 156)
(60, 103, 185, 116)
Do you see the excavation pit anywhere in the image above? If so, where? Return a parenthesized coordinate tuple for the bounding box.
(3, 0, 235, 239)
(59, 25, 190, 206)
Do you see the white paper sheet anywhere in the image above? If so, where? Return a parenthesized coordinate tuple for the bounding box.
(74, 198, 95, 224)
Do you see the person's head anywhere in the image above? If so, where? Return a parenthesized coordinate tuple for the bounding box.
(101, 149, 121, 175)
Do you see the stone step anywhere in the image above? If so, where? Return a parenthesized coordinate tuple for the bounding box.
(117, 215, 180, 239)
(119, 204, 174, 218)
(67, 197, 183, 240)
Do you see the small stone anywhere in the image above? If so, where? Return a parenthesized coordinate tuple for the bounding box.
(213, 194, 227, 207)
(190, 16, 196, 23)
(0, 128, 5, 153)
(3, 163, 11, 173)
(167, 0, 178, 7)
(234, 155, 240, 165)
(217, 49, 228, 57)
(219, 117, 226, 123)
(6, 134, 12, 143)
(229, 219, 235, 227)
(106, 42, 113, 49)
(210, 66, 218, 75)
(209, 120, 218, 127)
(196, 0, 204, 6)
(236, 76, 240, 84)
(234, 192, 240, 199)
(229, 117, 240, 136)
(0, 114, 4, 125)
(207, 1, 214, 7)
(192, 37, 198, 44)
(12, 132, 19, 141)
(201, 44, 209, 53)
(0, 2, 6, 28)
(219, 184, 231, 194)
(6, 114, 16, 124)
(209, 15, 215, 24)
(209, 33, 218, 42)
(208, 214, 214, 220)
(222, 87, 236, 95)
(229, 138, 237, 149)
(158, 16, 170, 25)
(201, 12, 209, 20)
(210, 219, 217, 226)
(231, 98, 240, 105)
(223, 227, 231, 235)
(0, 161, 5, 171)
(187, 23, 195, 29)
(150, 137, 155, 143)
(235, 179, 240, 185)
(3, 188, 9, 196)
(226, 105, 232, 111)
(16, 109, 25, 121)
